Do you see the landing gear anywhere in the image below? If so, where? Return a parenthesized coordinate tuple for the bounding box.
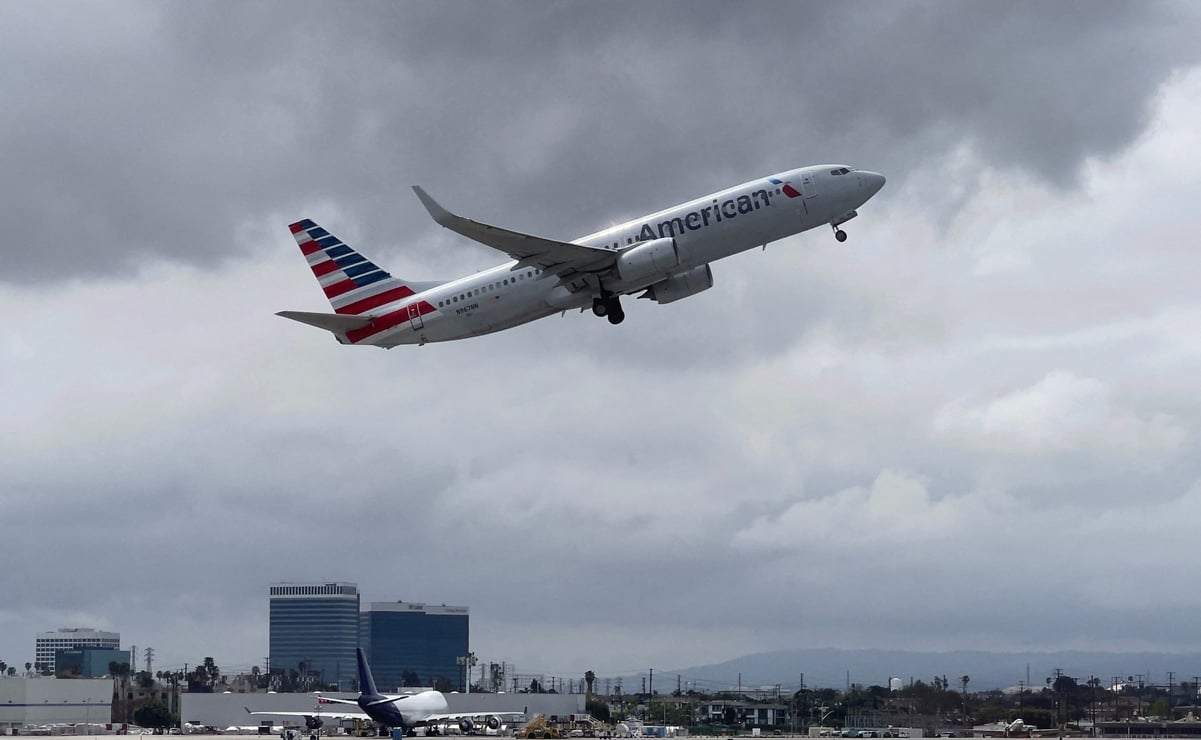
(832, 224, 848, 242)
(592, 291, 624, 324)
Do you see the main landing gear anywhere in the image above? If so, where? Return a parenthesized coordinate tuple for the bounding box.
(592, 291, 625, 325)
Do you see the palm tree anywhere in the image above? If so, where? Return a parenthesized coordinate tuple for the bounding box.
(960, 675, 970, 730)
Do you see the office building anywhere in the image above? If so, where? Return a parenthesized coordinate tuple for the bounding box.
(360, 602, 469, 692)
(35, 628, 120, 675)
(54, 647, 132, 678)
(269, 582, 360, 690)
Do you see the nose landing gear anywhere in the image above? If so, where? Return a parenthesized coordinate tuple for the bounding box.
(831, 209, 858, 242)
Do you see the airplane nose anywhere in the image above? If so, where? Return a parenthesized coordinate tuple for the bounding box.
(859, 170, 886, 197)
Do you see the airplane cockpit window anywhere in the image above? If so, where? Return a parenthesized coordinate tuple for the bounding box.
(830, 167, 852, 176)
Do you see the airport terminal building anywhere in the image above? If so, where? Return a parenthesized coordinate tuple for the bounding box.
(0, 677, 111, 732)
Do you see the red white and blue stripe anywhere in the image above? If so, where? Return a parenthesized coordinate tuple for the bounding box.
(289, 219, 415, 316)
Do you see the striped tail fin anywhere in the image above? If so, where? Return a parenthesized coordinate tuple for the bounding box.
(289, 219, 415, 316)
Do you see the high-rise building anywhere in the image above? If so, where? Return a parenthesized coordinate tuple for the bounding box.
(35, 628, 120, 675)
(359, 602, 469, 692)
(269, 583, 360, 690)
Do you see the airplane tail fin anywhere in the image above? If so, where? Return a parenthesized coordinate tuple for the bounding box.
(356, 648, 380, 698)
(288, 219, 416, 317)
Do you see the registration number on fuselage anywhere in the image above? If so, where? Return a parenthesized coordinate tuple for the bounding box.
(455, 303, 480, 315)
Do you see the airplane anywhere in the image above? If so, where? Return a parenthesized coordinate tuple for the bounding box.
(278, 164, 885, 347)
(247, 648, 522, 736)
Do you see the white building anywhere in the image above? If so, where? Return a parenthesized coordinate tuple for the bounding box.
(35, 628, 121, 674)
(0, 677, 112, 731)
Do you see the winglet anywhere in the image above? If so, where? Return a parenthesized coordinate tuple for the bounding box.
(412, 186, 453, 227)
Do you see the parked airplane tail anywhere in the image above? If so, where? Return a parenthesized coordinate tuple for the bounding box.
(356, 648, 380, 697)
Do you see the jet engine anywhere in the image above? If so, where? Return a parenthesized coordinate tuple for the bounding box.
(459, 719, 475, 733)
(486, 716, 502, 730)
(304, 717, 324, 730)
(616, 237, 681, 284)
(642, 264, 714, 304)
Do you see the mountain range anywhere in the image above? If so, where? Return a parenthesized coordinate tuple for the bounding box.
(654, 649, 1201, 692)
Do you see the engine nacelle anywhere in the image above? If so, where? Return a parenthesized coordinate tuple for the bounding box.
(304, 717, 324, 730)
(643, 264, 714, 304)
(459, 719, 475, 733)
(486, 716, 501, 731)
(616, 237, 681, 284)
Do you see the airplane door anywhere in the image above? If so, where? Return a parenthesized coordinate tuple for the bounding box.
(800, 172, 817, 198)
(407, 302, 424, 330)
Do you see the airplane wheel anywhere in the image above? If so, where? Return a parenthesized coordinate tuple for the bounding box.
(592, 299, 608, 317)
(835, 229, 847, 242)
(608, 308, 625, 325)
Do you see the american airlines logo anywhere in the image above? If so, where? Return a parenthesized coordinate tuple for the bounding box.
(634, 180, 795, 241)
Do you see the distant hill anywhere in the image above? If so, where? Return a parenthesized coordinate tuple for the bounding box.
(654, 649, 1201, 691)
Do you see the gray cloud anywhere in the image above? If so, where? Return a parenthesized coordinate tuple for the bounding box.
(3, 1, 1198, 283)
(3, 0, 1201, 681)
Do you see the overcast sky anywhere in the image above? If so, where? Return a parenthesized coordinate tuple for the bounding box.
(4, 0, 1201, 687)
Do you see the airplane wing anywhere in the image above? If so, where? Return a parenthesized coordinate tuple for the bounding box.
(412, 186, 618, 282)
(427, 711, 525, 721)
(245, 706, 367, 721)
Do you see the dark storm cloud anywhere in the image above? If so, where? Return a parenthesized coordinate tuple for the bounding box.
(1, 1, 1197, 284)
(5, 0, 1201, 677)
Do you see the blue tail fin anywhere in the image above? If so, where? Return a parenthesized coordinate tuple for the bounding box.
(357, 648, 380, 696)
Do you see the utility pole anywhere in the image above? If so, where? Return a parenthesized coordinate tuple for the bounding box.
(649, 668, 654, 698)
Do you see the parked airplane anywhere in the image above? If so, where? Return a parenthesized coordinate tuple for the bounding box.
(248, 648, 522, 735)
(279, 164, 885, 346)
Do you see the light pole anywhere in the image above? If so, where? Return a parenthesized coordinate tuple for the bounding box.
(457, 653, 477, 693)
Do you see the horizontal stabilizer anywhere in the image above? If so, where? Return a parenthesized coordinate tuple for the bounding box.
(277, 311, 373, 333)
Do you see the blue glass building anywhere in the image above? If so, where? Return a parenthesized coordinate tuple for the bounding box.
(269, 583, 360, 690)
(359, 602, 469, 692)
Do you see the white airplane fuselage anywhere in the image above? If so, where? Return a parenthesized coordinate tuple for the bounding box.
(284, 165, 884, 346)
